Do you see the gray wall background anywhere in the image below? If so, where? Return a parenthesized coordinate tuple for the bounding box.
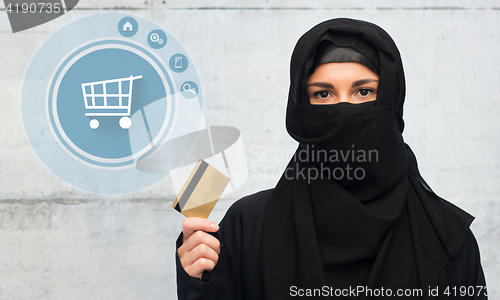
(0, 0, 498, 299)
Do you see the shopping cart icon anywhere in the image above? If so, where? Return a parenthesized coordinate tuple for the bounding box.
(81, 75, 143, 129)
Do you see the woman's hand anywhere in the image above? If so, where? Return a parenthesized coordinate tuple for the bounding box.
(178, 217, 221, 279)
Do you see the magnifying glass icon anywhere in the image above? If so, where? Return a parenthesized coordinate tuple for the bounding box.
(183, 83, 197, 95)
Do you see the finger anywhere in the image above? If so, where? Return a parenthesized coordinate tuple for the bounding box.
(180, 243, 219, 268)
(184, 258, 217, 279)
(182, 217, 219, 242)
(180, 230, 220, 254)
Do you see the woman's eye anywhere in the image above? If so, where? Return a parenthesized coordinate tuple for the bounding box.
(357, 88, 374, 97)
(314, 91, 330, 98)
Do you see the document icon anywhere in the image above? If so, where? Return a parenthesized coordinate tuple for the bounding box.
(175, 56, 182, 69)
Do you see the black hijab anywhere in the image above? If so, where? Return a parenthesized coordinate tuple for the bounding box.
(262, 18, 473, 299)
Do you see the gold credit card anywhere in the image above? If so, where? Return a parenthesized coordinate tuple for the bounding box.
(172, 159, 230, 219)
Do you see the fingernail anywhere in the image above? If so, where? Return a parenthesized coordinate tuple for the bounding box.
(211, 223, 219, 230)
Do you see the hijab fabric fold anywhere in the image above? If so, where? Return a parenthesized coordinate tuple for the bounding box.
(262, 18, 473, 299)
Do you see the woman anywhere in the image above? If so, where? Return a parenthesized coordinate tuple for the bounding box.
(176, 18, 487, 299)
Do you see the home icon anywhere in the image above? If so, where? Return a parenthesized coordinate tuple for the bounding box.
(123, 21, 133, 32)
(118, 17, 138, 37)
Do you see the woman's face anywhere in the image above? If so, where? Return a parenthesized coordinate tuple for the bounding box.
(306, 62, 379, 105)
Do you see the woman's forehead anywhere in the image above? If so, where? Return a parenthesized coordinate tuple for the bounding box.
(308, 62, 379, 80)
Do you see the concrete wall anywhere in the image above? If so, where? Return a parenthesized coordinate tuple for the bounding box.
(1, 1, 498, 298)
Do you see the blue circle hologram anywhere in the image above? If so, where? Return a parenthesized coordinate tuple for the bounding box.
(21, 13, 203, 194)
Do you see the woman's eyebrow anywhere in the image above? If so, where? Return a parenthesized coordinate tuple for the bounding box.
(306, 82, 334, 88)
(352, 78, 379, 87)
